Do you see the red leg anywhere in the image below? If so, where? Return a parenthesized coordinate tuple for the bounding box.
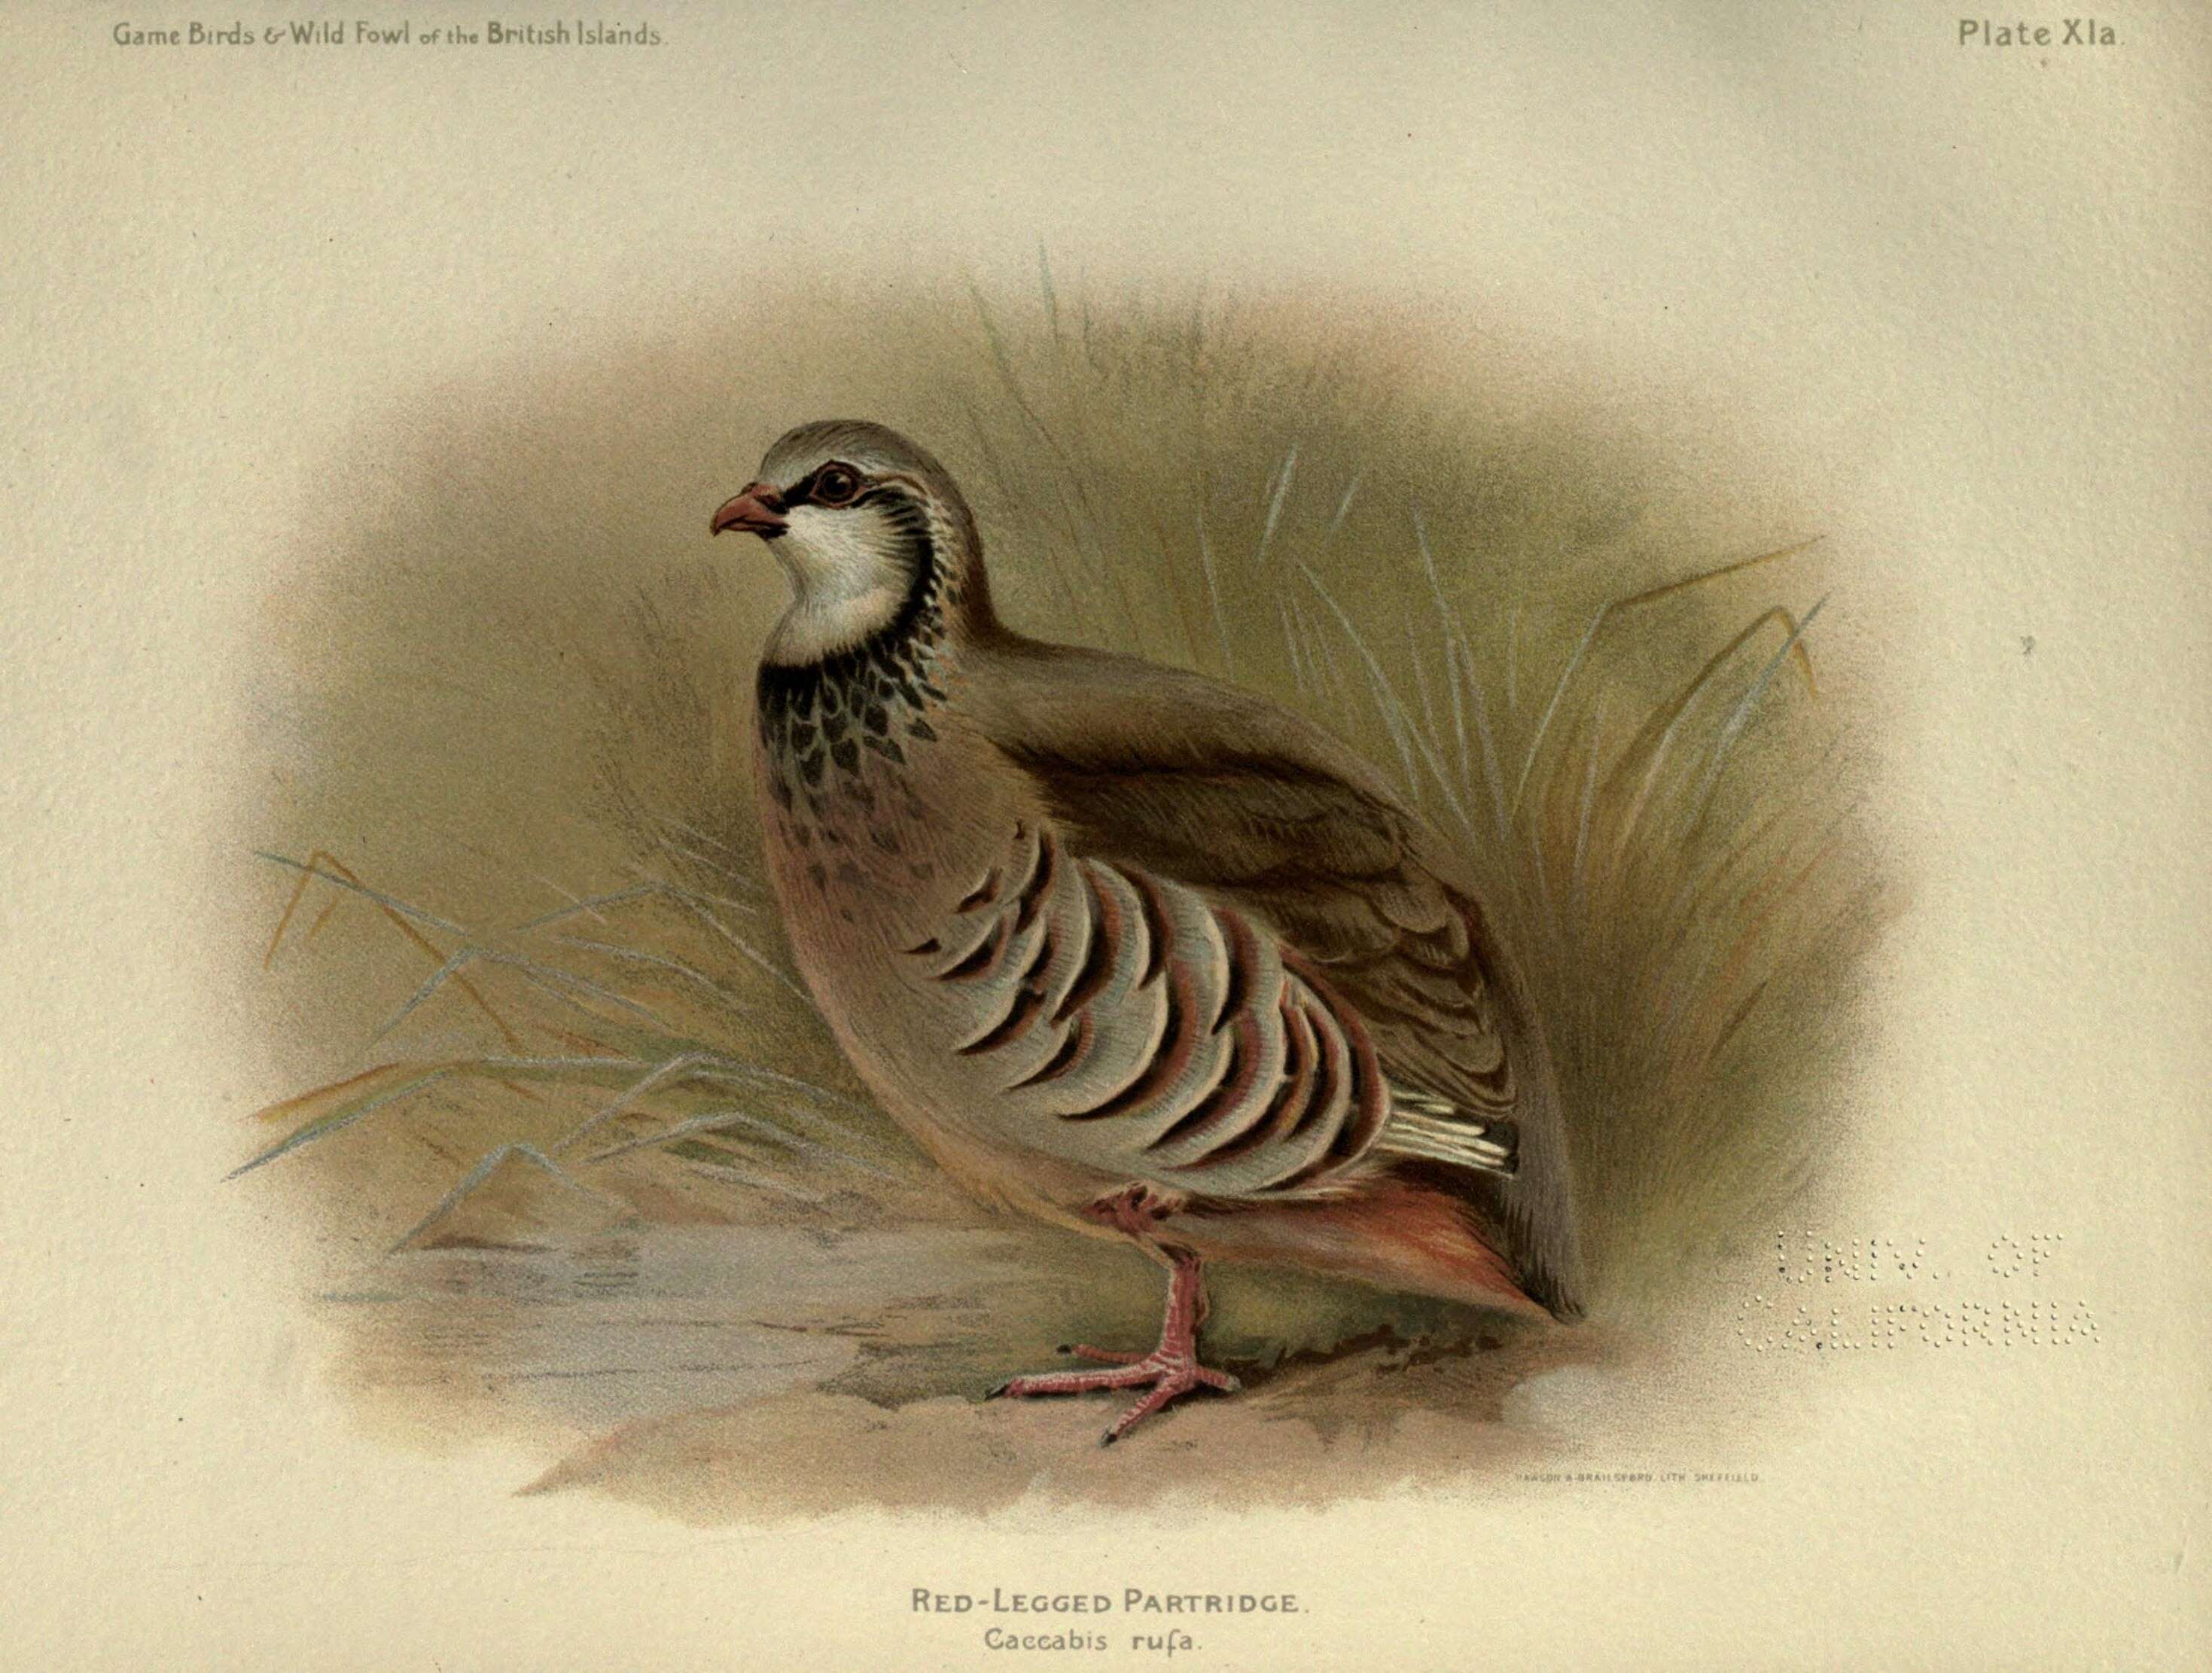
(986, 1198, 1242, 1445)
(1059, 1344, 1144, 1366)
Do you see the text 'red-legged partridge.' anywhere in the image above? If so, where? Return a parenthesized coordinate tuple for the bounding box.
(711, 420, 1584, 1444)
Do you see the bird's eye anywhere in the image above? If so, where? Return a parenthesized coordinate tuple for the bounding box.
(812, 464, 861, 506)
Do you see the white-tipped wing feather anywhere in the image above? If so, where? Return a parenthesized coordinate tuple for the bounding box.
(958, 633, 1585, 1316)
(904, 823, 1391, 1199)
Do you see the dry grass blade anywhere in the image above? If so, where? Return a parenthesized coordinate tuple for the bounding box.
(1607, 538, 1825, 694)
(1295, 556, 1419, 794)
(1256, 441, 1299, 568)
(1568, 693, 1607, 928)
(524, 875, 806, 1000)
(1293, 556, 1477, 842)
(1196, 501, 1232, 675)
(373, 947, 666, 1045)
(1450, 642, 1512, 850)
(1510, 538, 1824, 819)
(1276, 594, 1311, 699)
(232, 1053, 665, 1178)
(230, 1067, 460, 1179)
(258, 851, 526, 1052)
(388, 1142, 628, 1253)
(549, 935, 747, 1003)
(1594, 602, 1826, 889)
(1513, 606, 1610, 820)
(1683, 596, 1830, 835)
(257, 850, 469, 940)
(550, 1050, 750, 1156)
(583, 1106, 911, 1185)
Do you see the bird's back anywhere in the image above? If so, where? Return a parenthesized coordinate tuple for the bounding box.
(958, 630, 1586, 1318)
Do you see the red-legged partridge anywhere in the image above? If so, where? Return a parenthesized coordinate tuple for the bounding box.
(711, 420, 1583, 1444)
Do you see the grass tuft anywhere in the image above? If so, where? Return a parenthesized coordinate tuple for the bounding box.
(245, 276, 1891, 1320)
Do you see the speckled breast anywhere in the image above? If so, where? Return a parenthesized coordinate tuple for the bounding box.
(751, 647, 1391, 1211)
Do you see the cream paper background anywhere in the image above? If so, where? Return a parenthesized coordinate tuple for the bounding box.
(3, 2, 2206, 1666)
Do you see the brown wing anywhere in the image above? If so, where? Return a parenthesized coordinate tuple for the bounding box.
(965, 632, 1584, 1315)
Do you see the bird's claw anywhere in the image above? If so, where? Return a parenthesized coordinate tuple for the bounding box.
(986, 1345, 1240, 1443)
(995, 1216, 1229, 1443)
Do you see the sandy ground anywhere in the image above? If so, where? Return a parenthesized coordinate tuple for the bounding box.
(277, 1114, 1660, 1521)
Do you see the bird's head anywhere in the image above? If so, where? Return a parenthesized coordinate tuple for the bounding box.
(712, 419, 989, 668)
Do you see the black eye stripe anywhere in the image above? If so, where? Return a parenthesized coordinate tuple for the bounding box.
(788, 476, 920, 520)
(792, 459, 865, 507)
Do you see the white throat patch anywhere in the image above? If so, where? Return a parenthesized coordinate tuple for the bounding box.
(763, 501, 915, 666)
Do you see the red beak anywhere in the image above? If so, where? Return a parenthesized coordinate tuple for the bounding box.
(710, 481, 787, 538)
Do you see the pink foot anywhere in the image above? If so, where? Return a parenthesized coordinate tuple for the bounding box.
(985, 1230, 1240, 1445)
(989, 1348, 1240, 1445)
